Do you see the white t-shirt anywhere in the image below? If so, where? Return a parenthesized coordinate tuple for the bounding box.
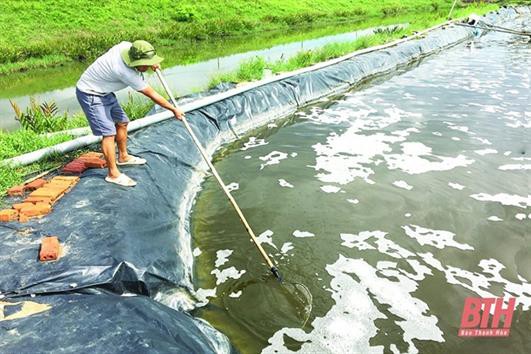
(76, 41, 148, 95)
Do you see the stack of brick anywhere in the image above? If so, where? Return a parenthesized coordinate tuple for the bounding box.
(2, 151, 103, 223)
(62, 152, 106, 175)
(1, 176, 80, 222)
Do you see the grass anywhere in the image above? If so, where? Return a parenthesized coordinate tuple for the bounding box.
(0, 130, 73, 161)
(209, 57, 268, 89)
(0, 55, 72, 75)
(207, 2, 499, 87)
(0, 0, 504, 73)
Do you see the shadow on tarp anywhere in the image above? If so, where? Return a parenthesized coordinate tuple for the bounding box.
(0, 292, 231, 353)
(0, 6, 526, 353)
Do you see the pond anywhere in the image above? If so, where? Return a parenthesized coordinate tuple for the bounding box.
(191, 20, 530, 354)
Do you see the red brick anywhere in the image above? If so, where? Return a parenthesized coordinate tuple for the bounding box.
(19, 213, 30, 223)
(77, 157, 106, 169)
(51, 176, 80, 185)
(7, 185, 25, 197)
(24, 178, 47, 191)
(0, 209, 19, 222)
(13, 202, 34, 211)
(62, 161, 88, 175)
(20, 203, 51, 217)
(24, 196, 53, 205)
(43, 183, 70, 195)
(39, 236, 60, 262)
(29, 188, 63, 202)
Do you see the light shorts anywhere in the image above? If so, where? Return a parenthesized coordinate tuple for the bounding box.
(76, 88, 129, 136)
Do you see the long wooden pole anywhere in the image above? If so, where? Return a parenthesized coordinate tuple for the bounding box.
(155, 69, 282, 281)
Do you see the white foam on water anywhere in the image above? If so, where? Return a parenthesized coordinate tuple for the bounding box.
(259, 151, 288, 169)
(263, 255, 444, 354)
(263, 255, 385, 354)
(447, 125, 470, 133)
(487, 216, 503, 221)
(402, 225, 473, 250)
(474, 148, 497, 156)
(472, 137, 492, 145)
(256, 230, 277, 249)
(244, 155, 252, 159)
(419, 253, 531, 311)
(482, 105, 500, 113)
(227, 183, 239, 192)
(211, 266, 246, 286)
(393, 180, 413, 190)
(347, 198, 359, 204)
(340, 231, 414, 259)
(280, 242, 294, 254)
(229, 290, 242, 298)
(405, 213, 412, 218)
(470, 193, 531, 208)
(499, 164, 531, 170)
(312, 106, 413, 185)
(267, 123, 277, 128)
(290, 152, 298, 158)
(321, 185, 341, 193)
(240, 137, 269, 151)
(451, 137, 460, 141)
(278, 179, 294, 188)
(504, 151, 511, 156)
(504, 110, 531, 128)
(432, 132, 442, 136)
(193, 247, 202, 257)
(214, 249, 233, 268)
(195, 288, 217, 307)
(448, 182, 465, 190)
(293, 230, 315, 238)
(515, 213, 527, 220)
(384, 142, 474, 175)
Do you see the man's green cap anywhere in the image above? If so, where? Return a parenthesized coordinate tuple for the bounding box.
(121, 40, 164, 67)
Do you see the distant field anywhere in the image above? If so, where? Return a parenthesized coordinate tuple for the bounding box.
(0, 0, 499, 71)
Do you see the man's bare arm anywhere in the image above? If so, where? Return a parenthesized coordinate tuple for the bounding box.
(139, 86, 185, 120)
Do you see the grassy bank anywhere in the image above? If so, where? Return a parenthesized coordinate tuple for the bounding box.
(208, 3, 498, 88)
(0, 0, 497, 74)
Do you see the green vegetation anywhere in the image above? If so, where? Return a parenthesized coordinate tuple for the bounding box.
(207, 2, 498, 88)
(1, 94, 153, 160)
(209, 57, 268, 89)
(0, 130, 72, 161)
(0, 0, 500, 74)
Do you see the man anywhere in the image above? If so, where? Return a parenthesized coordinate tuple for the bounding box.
(76, 40, 184, 187)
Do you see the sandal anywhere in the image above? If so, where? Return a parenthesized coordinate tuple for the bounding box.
(105, 173, 137, 187)
(116, 155, 147, 166)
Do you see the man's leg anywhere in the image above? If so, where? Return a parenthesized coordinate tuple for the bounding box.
(115, 123, 130, 163)
(102, 135, 121, 178)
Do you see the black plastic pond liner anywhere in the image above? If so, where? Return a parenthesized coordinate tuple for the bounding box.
(0, 6, 527, 353)
(0, 292, 230, 353)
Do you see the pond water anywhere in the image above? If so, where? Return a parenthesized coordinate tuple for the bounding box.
(0, 20, 404, 131)
(191, 21, 530, 354)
